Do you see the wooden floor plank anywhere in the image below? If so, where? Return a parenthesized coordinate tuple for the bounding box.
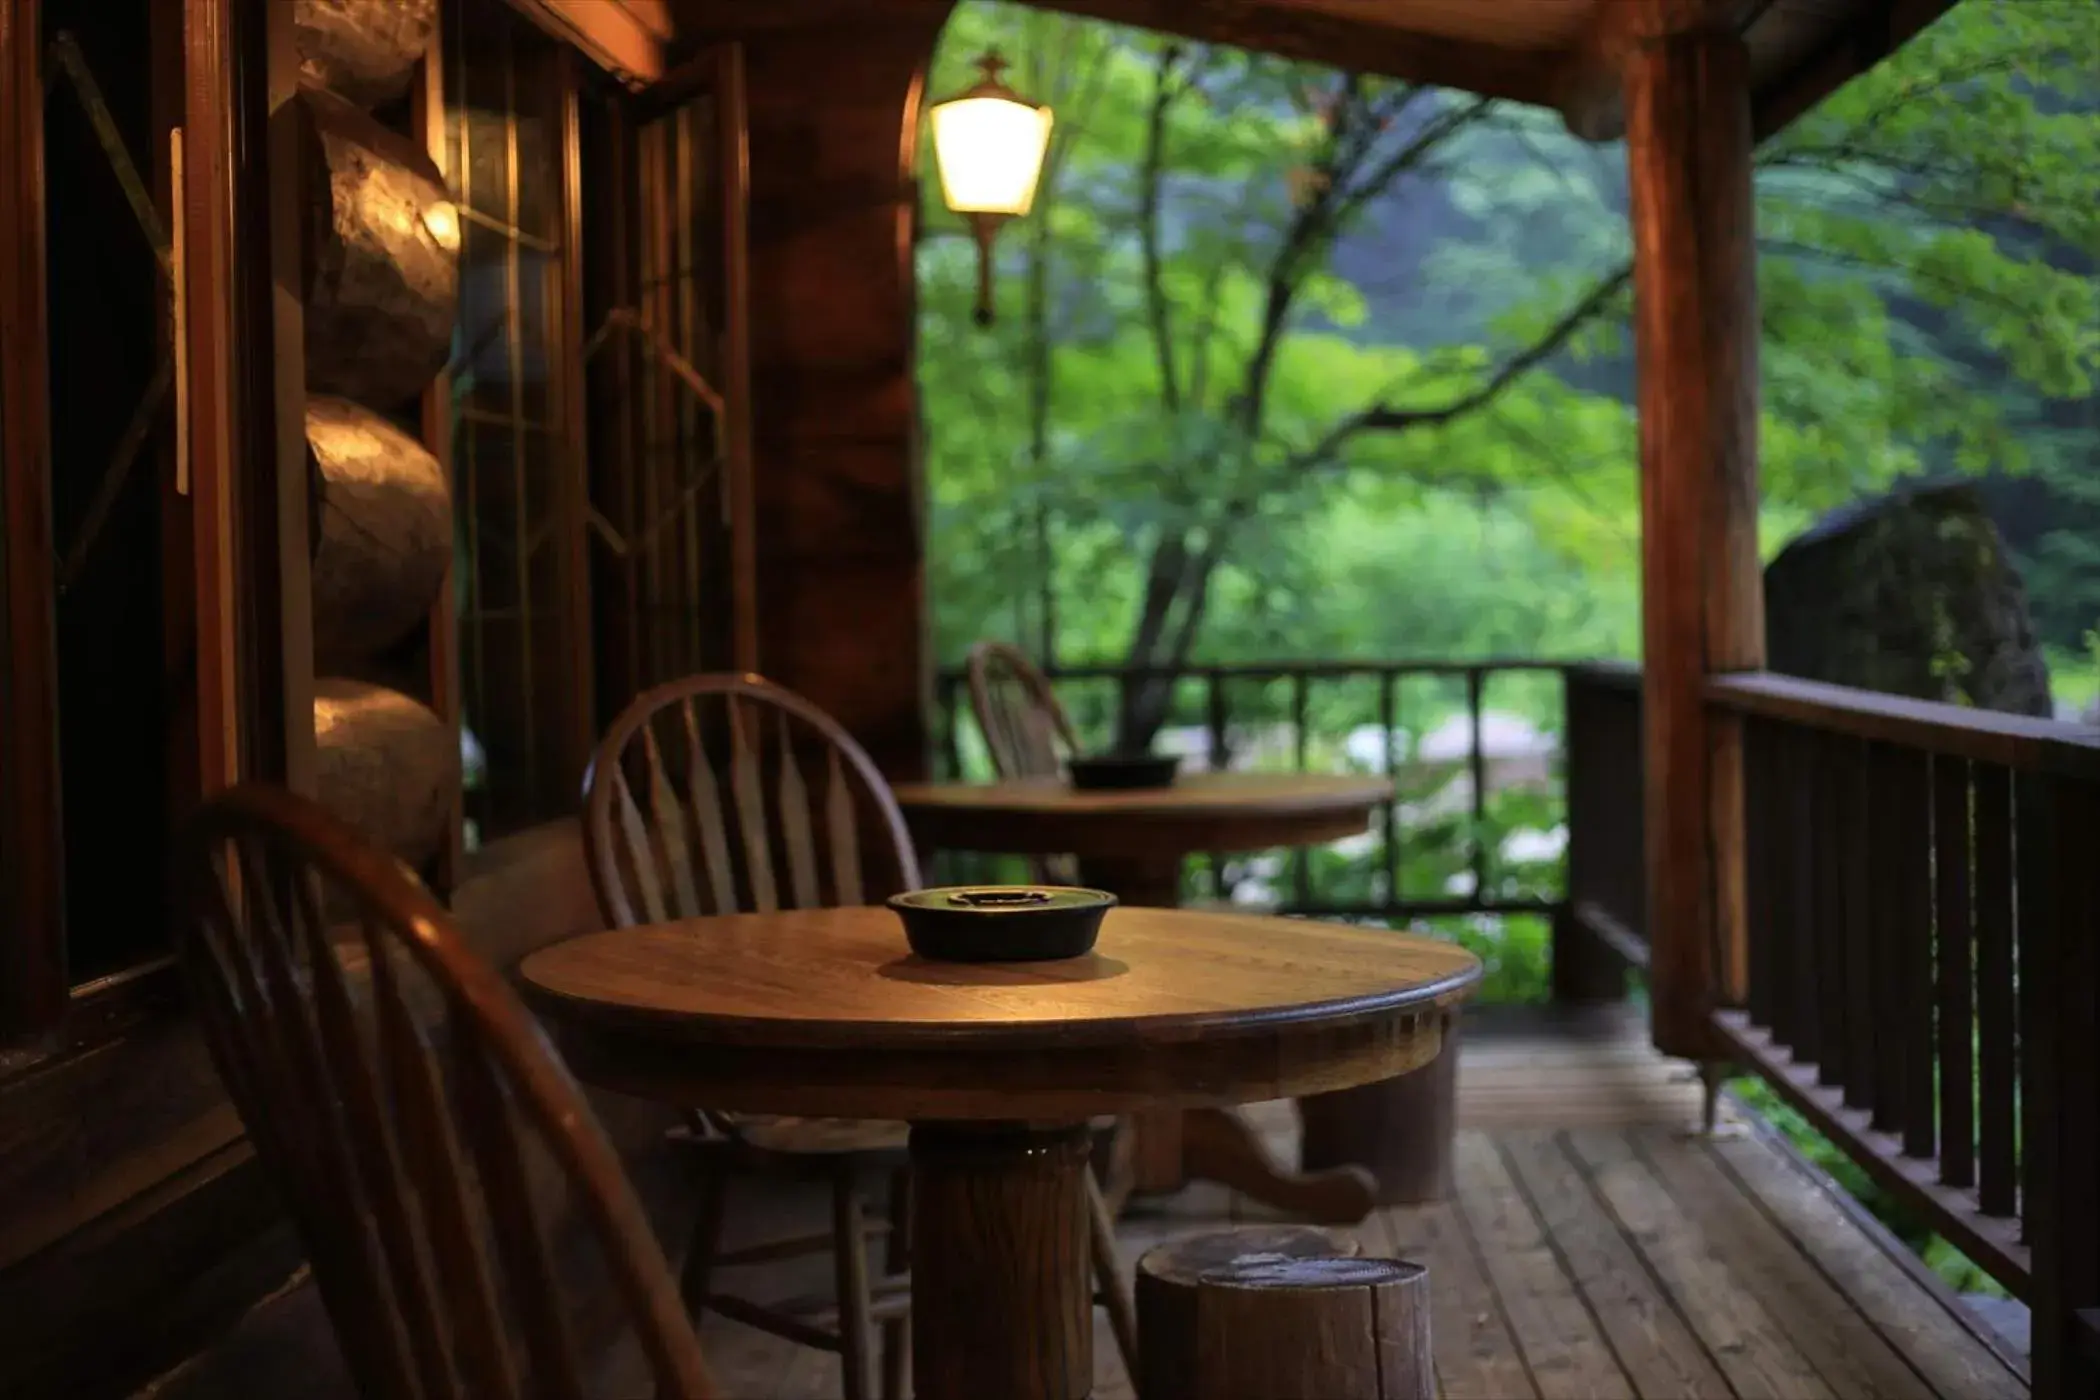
(1499, 1130, 1732, 1398)
(1705, 1127, 2027, 1400)
(1632, 1125, 1953, 1400)
(1565, 1127, 1837, 1400)
(679, 1009, 2030, 1400)
(1452, 1131, 1637, 1399)
(1379, 1199, 1540, 1400)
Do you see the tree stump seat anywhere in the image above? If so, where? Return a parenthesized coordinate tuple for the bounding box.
(1138, 1227, 1431, 1400)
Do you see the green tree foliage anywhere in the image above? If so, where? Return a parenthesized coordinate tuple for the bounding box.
(918, 1, 2100, 744)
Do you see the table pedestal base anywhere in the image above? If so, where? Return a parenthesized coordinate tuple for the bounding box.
(911, 1122, 1094, 1400)
(1081, 855, 1380, 1226)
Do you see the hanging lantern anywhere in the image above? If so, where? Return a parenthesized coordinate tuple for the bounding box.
(929, 49, 1053, 328)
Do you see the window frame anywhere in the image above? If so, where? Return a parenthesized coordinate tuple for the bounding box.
(444, 1, 596, 843)
(0, 0, 307, 1061)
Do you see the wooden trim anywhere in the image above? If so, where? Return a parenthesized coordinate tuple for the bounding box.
(180, 0, 244, 799)
(413, 41, 463, 890)
(555, 46, 598, 801)
(0, 0, 67, 1040)
(504, 0, 667, 88)
(241, 0, 315, 794)
(1712, 1010, 2032, 1297)
(716, 45, 757, 674)
(1709, 671, 2100, 778)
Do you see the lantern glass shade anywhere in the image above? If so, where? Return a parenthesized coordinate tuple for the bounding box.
(930, 93, 1053, 217)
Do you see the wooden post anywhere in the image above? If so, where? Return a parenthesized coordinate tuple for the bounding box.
(1623, 12, 1764, 1061)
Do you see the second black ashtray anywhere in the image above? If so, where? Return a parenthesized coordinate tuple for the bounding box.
(887, 886, 1117, 962)
(1065, 752, 1182, 791)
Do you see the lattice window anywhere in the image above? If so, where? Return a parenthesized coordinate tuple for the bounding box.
(444, 0, 586, 840)
(584, 53, 753, 722)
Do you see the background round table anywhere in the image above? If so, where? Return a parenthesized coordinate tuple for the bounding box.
(892, 769, 1400, 1214)
(520, 904, 1479, 1400)
(891, 770, 1393, 906)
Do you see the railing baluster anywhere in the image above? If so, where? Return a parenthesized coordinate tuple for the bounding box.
(1974, 762, 2016, 1219)
(1816, 727, 1849, 1090)
(1842, 735, 1876, 1111)
(1744, 717, 1778, 1031)
(1778, 721, 1816, 1061)
(1869, 742, 1907, 1133)
(1467, 667, 1488, 903)
(1895, 745, 1935, 1159)
(1379, 670, 1399, 906)
(2017, 770, 2056, 1254)
(1208, 671, 1226, 900)
(1933, 755, 1975, 1188)
(1292, 672, 1310, 908)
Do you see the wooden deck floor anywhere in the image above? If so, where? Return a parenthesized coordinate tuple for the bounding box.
(701, 1006, 2027, 1400)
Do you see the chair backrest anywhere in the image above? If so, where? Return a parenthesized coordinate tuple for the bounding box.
(583, 673, 922, 927)
(965, 640, 1077, 781)
(179, 784, 717, 1400)
(966, 642, 1083, 885)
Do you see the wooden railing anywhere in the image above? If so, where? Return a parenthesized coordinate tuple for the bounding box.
(1562, 662, 1647, 997)
(1709, 672, 2100, 1394)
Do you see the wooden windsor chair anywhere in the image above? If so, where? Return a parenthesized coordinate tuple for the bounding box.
(964, 639, 1082, 885)
(583, 672, 1138, 1397)
(177, 783, 719, 1400)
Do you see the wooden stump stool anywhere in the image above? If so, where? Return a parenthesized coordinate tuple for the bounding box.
(1137, 1226, 1355, 1400)
(1139, 1231, 1430, 1400)
(1298, 1009, 1460, 1204)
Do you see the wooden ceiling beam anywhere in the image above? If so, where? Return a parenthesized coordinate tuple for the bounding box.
(503, 0, 671, 87)
(995, 0, 1566, 105)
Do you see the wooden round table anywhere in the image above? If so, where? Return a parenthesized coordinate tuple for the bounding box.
(891, 770, 1393, 906)
(520, 905, 1479, 1400)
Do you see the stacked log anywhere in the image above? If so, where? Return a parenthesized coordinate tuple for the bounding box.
(295, 14, 460, 874)
(314, 680, 460, 864)
(293, 0, 438, 108)
(298, 86, 459, 410)
(307, 396, 452, 668)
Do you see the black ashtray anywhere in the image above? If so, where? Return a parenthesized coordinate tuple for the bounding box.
(1065, 752, 1181, 791)
(887, 886, 1117, 962)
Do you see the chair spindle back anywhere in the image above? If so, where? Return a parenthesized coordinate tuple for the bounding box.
(584, 674, 922, 927)
(178, 784, 717, 1400)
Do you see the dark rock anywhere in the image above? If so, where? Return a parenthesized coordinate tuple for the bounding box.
(1764, 480, 2053, 715)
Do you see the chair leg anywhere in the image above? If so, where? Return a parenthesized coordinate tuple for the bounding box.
(680, 1158, 728, 1323)
(832, 1172, 876, 1400)
(1088, 1167, 1140, 1390)
(880, 1168, 911, 1400)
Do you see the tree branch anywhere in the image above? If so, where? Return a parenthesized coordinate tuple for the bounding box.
(1140, 42, 1185, 414)
(1289, 263, 1635, 470)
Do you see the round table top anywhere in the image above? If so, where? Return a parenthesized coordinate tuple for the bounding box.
(888, 770, 1393, 858)
(520, 905, 1479, 1121)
